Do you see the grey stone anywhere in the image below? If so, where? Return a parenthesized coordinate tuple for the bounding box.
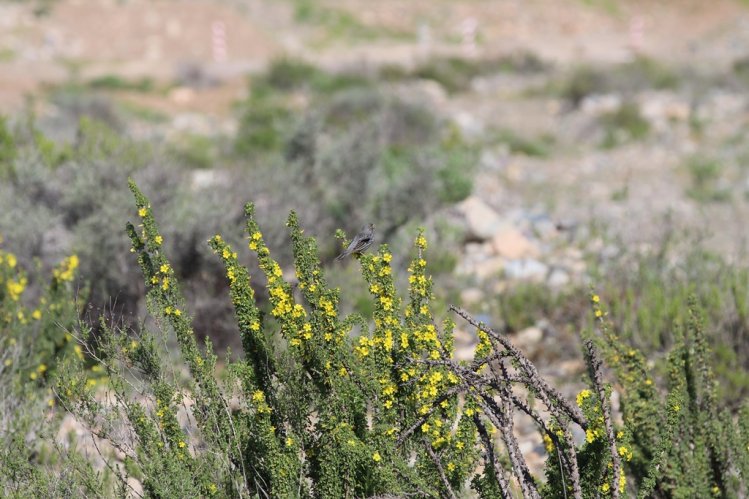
(504, 259, 549, 281)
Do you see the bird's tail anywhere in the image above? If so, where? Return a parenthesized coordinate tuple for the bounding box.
(335, 251, 348, 261)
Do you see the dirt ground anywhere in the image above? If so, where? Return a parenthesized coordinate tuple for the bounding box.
(1, 0, 747, 113)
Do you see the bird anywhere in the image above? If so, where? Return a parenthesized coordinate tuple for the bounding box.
(336, 223, 375, 260)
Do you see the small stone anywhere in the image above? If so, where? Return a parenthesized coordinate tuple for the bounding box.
(459, 196, 503, 240)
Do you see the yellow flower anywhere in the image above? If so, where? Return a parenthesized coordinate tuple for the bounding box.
(383, 252, 392, 263)
(31, 309, 42, 320)
(586, 429, 597, 443)
(154, 235, 163, 245)
(252, 390, 265, 403)
(601, 482, 610, 493)
(160, 264, 170, 274)
(372, 451, 381, 462)
(591, 294, 600, 303)
(174, 309, 182, 317)
(447, 462, 455, 472)
(576, 389, 592, 407)
(251, 231, 262, 241)
(138, 207, 147, 217)
(285, 437, 294, 447)
(178, 441, 186, 448)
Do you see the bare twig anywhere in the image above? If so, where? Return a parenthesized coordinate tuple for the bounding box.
(475, 394, 541, 499)
(450, 306, 587, 428)
(473, 415, 511, 498)
(423, 439, 458, 499)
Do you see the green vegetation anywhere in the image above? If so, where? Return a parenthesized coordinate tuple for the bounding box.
(292, 0, 413, 43)
(488, 128, 557, 158)
(380, 52, 547, 94)
(684, 155, 731, 203)
(2, 45, 749, 497)
(87, 75, 156, 93)
(555, 57, 679, 107)
(0, 186, 747, 496)
(599, 101, 651, 148)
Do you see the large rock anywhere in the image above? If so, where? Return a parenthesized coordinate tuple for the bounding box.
(491, 226, 540, 259)
(473, 256, 505, 281)
(459, 196, 504, 240)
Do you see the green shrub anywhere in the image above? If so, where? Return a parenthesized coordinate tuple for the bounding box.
(599, 101, 650, 148)
(684, 155, 731, 203)
(2, 181, 749, 496)
(556, 57, 679, 107)
(87, 75, 155, 93)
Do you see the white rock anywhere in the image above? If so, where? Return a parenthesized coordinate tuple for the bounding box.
(459, 196, 504, 240)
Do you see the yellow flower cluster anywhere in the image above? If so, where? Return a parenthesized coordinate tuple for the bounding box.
(6, 275, 27, 302)
(53, 255, 79, 283)
(475, 330, 491, 357)
(576, 389, 592, 407)
(251, 390, 272, 414)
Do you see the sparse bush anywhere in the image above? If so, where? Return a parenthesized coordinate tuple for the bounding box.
(557, 57, 679, 107)
(599, 101, 650, 148)
(488, 128, 557, 158)
(684, 155, 731, 203)
(380, 52, 548, 94)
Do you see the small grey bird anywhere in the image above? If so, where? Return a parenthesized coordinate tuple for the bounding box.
(336, 223, 375, 260)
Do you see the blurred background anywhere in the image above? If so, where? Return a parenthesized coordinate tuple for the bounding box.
(3, 0, 749, 418)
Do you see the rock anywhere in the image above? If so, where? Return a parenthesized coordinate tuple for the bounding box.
(580, 93, 622, 115)
(514, 326, 543, 356)
(503, 259, 548, 281)
(453, 111, 484, 138)
(547, 268, 570, 288)
(459, 196, 504, 240)
(491, 226, 540, 259)
(473, 256, 505, 281)
(460, 287, 485, 306)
